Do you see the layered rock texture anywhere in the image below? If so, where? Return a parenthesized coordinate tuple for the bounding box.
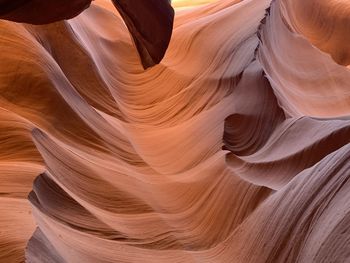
(0, 0, 349, 262)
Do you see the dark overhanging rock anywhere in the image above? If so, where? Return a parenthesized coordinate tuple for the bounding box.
(0, 0, 93, 24)
(111, 0, 174, 69)
(0, 0, 174, 69)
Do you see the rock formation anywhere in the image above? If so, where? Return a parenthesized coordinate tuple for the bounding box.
(0, 0, 349, 262)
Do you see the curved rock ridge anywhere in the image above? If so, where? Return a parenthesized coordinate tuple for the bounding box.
(0, 0, 349, 262)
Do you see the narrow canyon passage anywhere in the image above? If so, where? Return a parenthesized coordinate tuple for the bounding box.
(0, 0, 349, 262)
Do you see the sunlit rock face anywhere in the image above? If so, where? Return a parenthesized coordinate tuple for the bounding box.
(172, 0, 215, 9)
(0, 0, 350, 262)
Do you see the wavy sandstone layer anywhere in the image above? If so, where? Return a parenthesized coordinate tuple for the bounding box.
(0, 0, 349, 262)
